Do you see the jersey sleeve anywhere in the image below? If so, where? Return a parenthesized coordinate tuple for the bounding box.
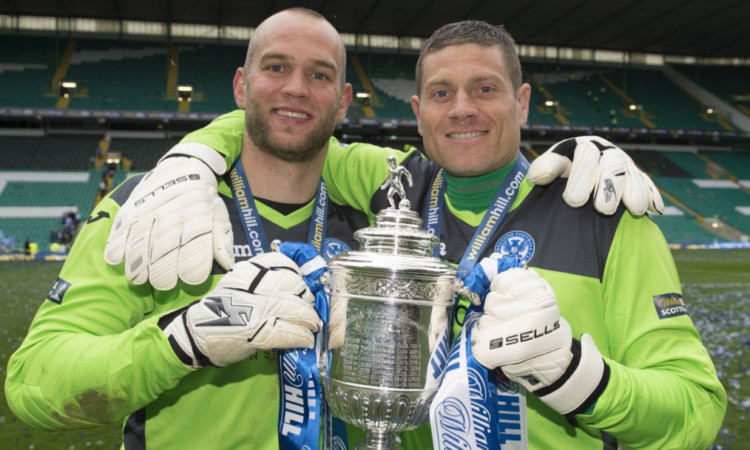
(180, 109, 245, 169)
(581, 212, 726, 448)
(4, 180, 195, 431)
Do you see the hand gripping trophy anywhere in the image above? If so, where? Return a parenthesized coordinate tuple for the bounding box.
(323, 158, 458, 449)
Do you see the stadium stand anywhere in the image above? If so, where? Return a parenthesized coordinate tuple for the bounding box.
(523, 63, 645, 129)
(624, 148, 750, 243)
(348, 52, 416, 119)
(108, 136, 180, 170)
(0, 135, 101, 170)
(649, 203, 721, 245)
(627, 149, 694, 178)
(2, 34, 741, 130)
(672, 64, 750, 114)
(699, 150, 750, 180)
(1, 34, 748, 251)
(661, 150, 717, 178)
(175, 43, 244, 113)
(0, 132, 183, 250)
(607, 67, 726, 132)
(0, 36, 59, 109)
(64, 38, 177, 112)
(0, 171, 95, 250)
(653, 176, 750, 237)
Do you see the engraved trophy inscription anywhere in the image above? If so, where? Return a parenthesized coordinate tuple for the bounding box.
(322, 160, 457, 449)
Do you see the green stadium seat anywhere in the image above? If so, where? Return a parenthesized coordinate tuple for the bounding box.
(0, 170, 100, 245)
(699, 150, 750, 180)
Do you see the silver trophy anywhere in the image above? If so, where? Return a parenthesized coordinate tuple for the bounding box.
(322, 157, 458, 449)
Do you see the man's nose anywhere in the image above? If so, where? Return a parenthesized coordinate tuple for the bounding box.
(448, 90, 478, 120)
(282, 70, 310, 98)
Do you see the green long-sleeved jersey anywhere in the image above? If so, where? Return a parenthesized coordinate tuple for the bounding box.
(175, 110, 727, 449)
(5, 155, 370, 448)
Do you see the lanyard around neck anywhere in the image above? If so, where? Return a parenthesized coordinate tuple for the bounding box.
(423, 155, 529, 276)
(229, 160, 329, 256)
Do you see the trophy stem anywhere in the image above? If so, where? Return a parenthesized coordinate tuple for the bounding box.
(356, 431, 400, 450)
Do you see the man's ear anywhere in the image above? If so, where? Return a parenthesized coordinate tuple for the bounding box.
(233, 68, 247, 108)
(410, 95, 424, 136)
(337, 83, 353, 122)
(516, 83, 531, 127)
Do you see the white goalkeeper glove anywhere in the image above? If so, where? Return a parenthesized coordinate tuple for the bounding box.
(471, 267, 609, 417)
(159, 252, 320, 369)
(527, 136, 664, 216)
(104, 143, 234, 291)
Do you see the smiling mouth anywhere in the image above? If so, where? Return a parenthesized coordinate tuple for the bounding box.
(275, 109, 310, 119)
(448, 131, 487, 139)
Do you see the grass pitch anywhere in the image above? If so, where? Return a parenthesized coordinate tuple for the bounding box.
(0, 261, 122, 449)
(1, 250, 749, 449)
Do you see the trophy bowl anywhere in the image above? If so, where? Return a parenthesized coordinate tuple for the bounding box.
(322, 203, 457, 449)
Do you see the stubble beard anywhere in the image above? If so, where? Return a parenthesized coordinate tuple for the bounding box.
(245, 95, 338, 163)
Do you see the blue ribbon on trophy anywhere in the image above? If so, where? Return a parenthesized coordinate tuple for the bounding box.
(277, 242, 349, 450)
(430, 256, 530, 450)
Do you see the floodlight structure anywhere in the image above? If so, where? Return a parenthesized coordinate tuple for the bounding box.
(356, 90, 371, 107)
(627, 103, 645, 118)
(543, 99, 560, 114)
(59, 81, 77, 98)
(177, 84, 193, 102)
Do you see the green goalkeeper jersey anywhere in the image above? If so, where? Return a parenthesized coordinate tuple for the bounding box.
(322, 143, 727, 449)
(5, 150, 369, 449)
(174, 110, 726, 449)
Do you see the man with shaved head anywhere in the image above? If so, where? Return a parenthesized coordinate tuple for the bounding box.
(6, 8, 371, 449)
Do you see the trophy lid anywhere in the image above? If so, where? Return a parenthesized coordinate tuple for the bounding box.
(330, 207, 456, 300)
(330, 158, 455, 279)
(351, 155, 439, 257)
(354, 206, 438, 257)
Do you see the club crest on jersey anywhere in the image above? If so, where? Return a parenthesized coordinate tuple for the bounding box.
(653, 293, 688, 319)
(323, 238, 350, 260)
(47, 277, 71, 304)
(494, 231, 535, 264)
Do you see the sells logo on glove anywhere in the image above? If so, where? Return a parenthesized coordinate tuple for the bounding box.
(488, 320, 560, 349)
(603, 178, 617, 203)
(196, 296, 254, 327)
(134, 173, 202, 207)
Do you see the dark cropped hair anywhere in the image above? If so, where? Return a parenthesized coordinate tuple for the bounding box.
(415, 20, 522, 95)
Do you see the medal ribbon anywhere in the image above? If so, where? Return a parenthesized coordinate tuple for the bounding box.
(426, 156, 530, 449)
(228, 162, 337, 450)
(229, 161, 328, 256)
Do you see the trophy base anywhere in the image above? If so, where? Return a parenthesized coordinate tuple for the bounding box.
(323, 377, 434, 449)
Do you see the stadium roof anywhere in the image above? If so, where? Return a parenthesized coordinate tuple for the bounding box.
(2, 0, 750, 58)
